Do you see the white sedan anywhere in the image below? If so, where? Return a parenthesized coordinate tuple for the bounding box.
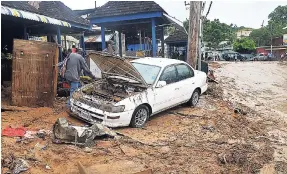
(71, 54, 207, 128)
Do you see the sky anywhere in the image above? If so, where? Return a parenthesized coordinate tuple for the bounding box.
(62, 0, 287, 29)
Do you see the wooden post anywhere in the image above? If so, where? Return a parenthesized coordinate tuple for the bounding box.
(187, 1, 201, 68)
(151, 18, 156, 57)
(64, 35, 67, 49)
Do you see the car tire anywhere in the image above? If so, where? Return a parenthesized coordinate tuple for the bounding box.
(188, 89, 200, 107)
(130, 105, 150, 128)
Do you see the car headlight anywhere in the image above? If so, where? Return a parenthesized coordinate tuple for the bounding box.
(100, 104, 125, 113)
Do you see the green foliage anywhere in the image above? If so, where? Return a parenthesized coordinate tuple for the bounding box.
(183, 18, 236, 49)
(268, 5, 287, 25)
(249, 27, 271, 46)
(203, 19, 236, 48)
(233, 38, 256, 53)
(250, 5, 287, 46)
(183, 20, 189, 32)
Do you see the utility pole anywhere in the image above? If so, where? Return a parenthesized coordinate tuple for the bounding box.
(198, 2, 204, 71)
(187, 1, 201, 69)
(270, 23, 273, 55)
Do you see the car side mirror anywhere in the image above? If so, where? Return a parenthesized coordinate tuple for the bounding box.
(156, 81, 167, 88)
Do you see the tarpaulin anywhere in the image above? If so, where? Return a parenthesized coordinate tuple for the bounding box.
(2, 126, 27, 137)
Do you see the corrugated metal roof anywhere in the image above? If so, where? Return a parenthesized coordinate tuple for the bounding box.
(1, 5, 71, 27)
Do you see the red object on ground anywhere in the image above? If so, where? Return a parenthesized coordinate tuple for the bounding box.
(2, 126, 27, 137)
(63, 82, 70, 88)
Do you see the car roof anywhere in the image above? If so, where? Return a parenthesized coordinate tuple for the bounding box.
(130, 57, 187, 68)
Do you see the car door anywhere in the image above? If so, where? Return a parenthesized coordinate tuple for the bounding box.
(152, 65, 179, 112)
(174, 64, 196, 103)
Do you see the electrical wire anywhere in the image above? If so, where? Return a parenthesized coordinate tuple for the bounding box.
(165, 14, 183, 24)
(205, 1, 213, 18)
(202, 1, 206, 13)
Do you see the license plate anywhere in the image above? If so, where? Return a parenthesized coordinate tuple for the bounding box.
(78, 109, 91, 120)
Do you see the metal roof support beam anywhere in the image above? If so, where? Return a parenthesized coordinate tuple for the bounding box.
(57, 27, 62, 62)
(160, 26, 164, 57)
(151, 18, 156, 57)
(101, 25, 106, 50)
(80, 34, 85, 57)
(82, 33, 86, 57)
(64, 35, 67, 49)
(119, 30, 123, 57)
(70, 23, 92, 30)
(90, 12, 163, 24)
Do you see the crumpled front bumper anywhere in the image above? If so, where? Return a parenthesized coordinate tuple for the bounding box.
(70, 99, 133, 128)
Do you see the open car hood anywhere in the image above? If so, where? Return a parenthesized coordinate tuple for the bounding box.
(88, 52, 148, 88)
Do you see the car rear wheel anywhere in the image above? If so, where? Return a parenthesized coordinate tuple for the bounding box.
(130, 105, 149, 128)
(188, 89, 200, 107)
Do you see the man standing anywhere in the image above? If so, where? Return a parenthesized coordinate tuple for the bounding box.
(63, 51, 96, 109)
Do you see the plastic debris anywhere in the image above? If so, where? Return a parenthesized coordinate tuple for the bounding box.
(234, 108, 247, 115)
(46, 165, 51, 170)
(24, 131, 37, 139)
(34, 142, 47, 151)
(36, 130, 47, 140)
(2, 126, 27, 137)
(84, 147, 93, 153)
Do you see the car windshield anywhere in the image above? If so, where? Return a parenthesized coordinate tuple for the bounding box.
(131, 62, 161, 85)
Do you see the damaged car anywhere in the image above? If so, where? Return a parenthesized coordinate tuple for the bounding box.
(70, 52, 208, 128)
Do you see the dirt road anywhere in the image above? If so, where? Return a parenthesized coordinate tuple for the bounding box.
(2, 61, 287, 174)
(215, 61, 287, 172)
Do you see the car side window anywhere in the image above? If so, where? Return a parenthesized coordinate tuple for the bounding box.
(159, 65, 177, 84)
(176, 64, 194, 81)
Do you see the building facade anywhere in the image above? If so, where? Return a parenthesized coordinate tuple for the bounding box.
(236, 29, 252, 39)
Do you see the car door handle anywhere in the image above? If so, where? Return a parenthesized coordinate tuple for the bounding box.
(175, 88, 179, 90)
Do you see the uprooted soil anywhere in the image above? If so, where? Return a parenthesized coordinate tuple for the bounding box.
(1, 61, 287, 174)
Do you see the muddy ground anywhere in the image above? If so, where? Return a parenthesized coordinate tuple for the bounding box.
(1, 61, 287, 174)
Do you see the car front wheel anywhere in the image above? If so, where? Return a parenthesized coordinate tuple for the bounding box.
(130, 105, 149, 128)
(188, 89, 200, 107)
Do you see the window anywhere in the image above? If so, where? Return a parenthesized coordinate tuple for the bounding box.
(159, 65, 177, 84)
(176, 64, 194, 81)
(131, 63, 161, 85)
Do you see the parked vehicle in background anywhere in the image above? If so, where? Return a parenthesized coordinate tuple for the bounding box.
(222, 52, 246, 61)
(252, 53, 267, 61)
(241, 53, 255, 61)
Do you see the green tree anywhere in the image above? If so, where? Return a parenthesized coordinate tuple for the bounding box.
(233, 38, 256, 53)
(183, 19, 236, 49)
(249, 27, 271, 46)
(250, 5, 287, 46)
(268, 5, 287, 25)
(183, 20, 189, 32)
(203, 19, 236, 48)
